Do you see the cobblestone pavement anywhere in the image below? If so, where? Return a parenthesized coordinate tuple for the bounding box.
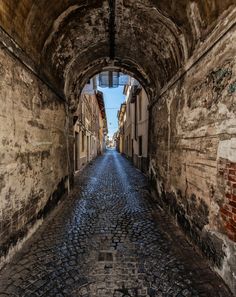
(0, 150, 232, 297)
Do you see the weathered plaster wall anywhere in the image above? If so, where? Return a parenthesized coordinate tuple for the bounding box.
(0, 47, 69, 265)
(149, 26, 236, 293)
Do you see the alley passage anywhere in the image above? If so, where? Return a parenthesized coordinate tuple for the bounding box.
(0, 150, 232, 297)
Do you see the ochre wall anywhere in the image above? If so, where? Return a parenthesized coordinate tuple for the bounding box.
(0, 46, 69, 262)
(149, 27, 236, 293)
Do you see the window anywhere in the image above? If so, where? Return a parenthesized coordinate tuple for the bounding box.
(75, 132, 79, 171)
(135, 99, 137, 140)
(139, 136, 142, 156)
(139, 95, 142, 120)
(82, 131, 85, 152)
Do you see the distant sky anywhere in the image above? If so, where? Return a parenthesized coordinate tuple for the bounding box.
(98, 86, 126, 138)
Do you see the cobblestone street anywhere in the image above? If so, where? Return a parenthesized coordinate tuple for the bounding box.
(0, 150, 232, 297)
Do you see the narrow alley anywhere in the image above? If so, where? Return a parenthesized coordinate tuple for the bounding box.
(0, 150, 232, 297)
(1, 1, 236, 296)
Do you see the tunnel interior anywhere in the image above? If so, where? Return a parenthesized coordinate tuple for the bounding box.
(0, 0, 236, 294)
(2, 0, 235, 106)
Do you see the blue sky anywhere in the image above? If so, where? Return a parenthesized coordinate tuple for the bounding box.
(98, 86, 126, 138)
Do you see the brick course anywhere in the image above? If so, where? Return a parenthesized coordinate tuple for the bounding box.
(219, 160, 236, 242)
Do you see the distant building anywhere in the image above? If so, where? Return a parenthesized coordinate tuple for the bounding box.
(117, 79, 149, 173)
(73, 78, 107, 171)
(117, 103, 126, 154)
(106, 134, 116, 148)
(112, 132, 118, 148)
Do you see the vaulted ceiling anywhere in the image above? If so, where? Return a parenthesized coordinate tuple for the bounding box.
(0, 0, 235, 108)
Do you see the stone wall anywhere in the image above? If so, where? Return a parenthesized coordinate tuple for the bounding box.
(0, 46, 70, 265)
(149, 26, 236, 293)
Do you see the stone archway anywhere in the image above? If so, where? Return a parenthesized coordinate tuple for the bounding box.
(0, 1, 236, 294)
